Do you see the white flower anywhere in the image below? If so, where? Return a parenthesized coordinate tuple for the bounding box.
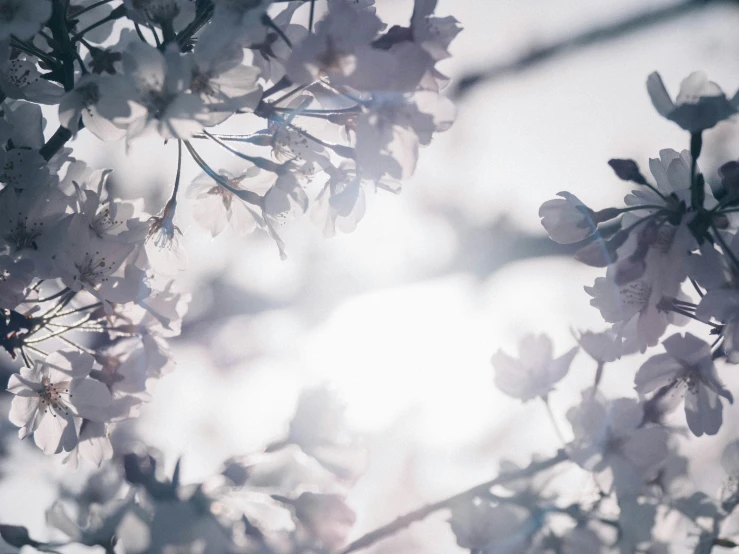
(7, 351, 112, 455)
(567, 392, 668, 495)
(58, 74, 132, 141)
(249, 3, 306, 84)
(310, 162, 396, 237)
(186, 168, 267, 238)
(539, 192, 600, 244)
(285, 0, 395, 92)
(262, 171, 309, 259)
(647, 71, 739, 132)
(196, 0, 271, 61)
(0, 1, 51, 40)
(0, 51, 64, 104)
(585, 274, 674, 353)
(491, 334, 577, 402)
(189, 44, 262, 126)
(635, 332, 733, 436)
(91, 339, 150, 422)
(117, 42, 207, 140)
(56, 216, 147, 310)
(0, 183, 71, 277)
(355, 91, 455, 181)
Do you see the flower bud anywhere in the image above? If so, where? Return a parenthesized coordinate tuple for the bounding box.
(539, 192, 597, 244)
(608, 159, 647, 185)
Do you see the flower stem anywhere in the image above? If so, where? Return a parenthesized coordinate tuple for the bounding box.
(542, 395, 566, 444)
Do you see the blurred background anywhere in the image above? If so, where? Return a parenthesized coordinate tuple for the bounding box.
(3, 0, 739, 551)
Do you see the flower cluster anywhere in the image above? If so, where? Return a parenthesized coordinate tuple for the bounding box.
(0, 0, 459, 469)
(1, 387, 369, 554)
(455, 71, 739, 553)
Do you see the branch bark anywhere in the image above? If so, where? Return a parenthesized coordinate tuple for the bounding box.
(453, 0, 719, 98)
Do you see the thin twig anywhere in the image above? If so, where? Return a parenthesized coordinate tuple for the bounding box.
(340, 450, 568, 553)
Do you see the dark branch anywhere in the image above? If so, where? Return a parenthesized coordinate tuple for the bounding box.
(453, 0, 718, 98)
(340, 449, 568, 553)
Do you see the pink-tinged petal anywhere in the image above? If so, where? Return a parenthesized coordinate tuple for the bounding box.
(45, 350, 95, 381)
(634, 353, 677, 394)
(621, 427, 668, 473)
(123, 42, 166, 92)
(517, 334, 552, 370)
(33, 409, 72, 454)
(547, 346, 578, 384)
(685, 386, 722, 437)
(6, 373, 40, 395)
(608, 453, 644, 495)
(676, 71, 722, 103)
(8, 395, 40, 435)
(662, 333, 710, 365)
(608, 398, 642, 434)
(492, 351, 529, 400)
(70, 379, 113, 422)
(46, 502, 81, 541)
(78, 421, 112, 467)
(647, 72, 674, 118)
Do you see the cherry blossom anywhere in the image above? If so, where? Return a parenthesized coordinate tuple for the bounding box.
(647, 71, 739, 132)
(567, 391, 668, 495)
(539, 192, 609, 244)
(7, 351, 112, 455)
(491, 334, 577, 402)
(635, 333, 733, 436)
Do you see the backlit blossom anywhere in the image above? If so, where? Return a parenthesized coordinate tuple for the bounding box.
(491, 334, 577, 402)
(635, 333, 733, 436)
(647, 71, 739, 132)
(567, 391, 668, 495)
(7, 351, 112, 455)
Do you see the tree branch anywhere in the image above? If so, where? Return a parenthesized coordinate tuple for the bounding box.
(340, 449, 568, 553)
(453, 0, 718, 98)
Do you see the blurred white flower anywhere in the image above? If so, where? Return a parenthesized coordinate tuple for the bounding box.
(186, 168, 266, 238)
(0, 1, 51, 40)
(450, 499, 533, 553)
(721, 439, 739, 479)
(574, 328, 633, 363)
(567, 392, 668, 495)
(635, 332, 733, 437)
(696, 289, 739, 363)
(491, 334, 577, 402)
